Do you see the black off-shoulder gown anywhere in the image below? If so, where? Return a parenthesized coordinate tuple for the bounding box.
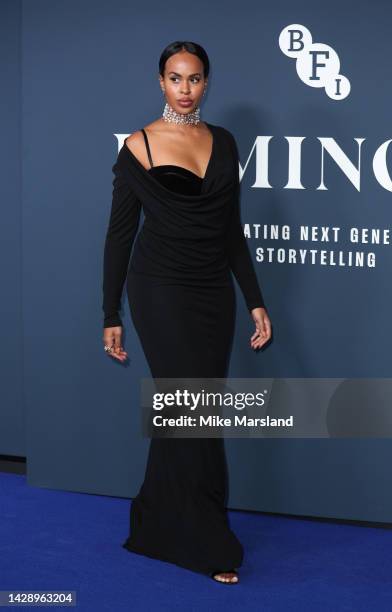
(102, 123, 265, 577)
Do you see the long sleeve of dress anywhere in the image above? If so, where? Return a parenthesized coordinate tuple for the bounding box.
(102, 162, 142, 328)
(225, 131, 266, 312)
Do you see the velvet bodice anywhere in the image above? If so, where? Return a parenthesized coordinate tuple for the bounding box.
(148, 165, 203, 196)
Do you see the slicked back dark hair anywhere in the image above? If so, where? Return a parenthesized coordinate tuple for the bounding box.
(158, 41, 210, 79)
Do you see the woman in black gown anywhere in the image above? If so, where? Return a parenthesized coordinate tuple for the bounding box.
(102, 41, 271, 583)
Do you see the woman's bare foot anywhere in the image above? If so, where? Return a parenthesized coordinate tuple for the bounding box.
(212, 570, 239, 584)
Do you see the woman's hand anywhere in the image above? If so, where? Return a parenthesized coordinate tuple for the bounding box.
(249, 307, 272, 350)
(103, 326, 128, 362)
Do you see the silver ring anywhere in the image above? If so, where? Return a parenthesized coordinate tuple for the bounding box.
(104, 345, 113, 353)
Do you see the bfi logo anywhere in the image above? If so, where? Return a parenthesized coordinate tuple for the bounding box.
(279, 24, 351, 100)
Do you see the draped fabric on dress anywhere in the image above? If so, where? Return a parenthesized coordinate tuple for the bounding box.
(102, 122, 265, 576)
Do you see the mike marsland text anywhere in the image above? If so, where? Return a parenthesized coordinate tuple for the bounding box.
(151, 415, 294, 428)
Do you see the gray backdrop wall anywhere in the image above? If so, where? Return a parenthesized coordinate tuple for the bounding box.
(2, 0, 392, 521)
(0, 0, 24, 456)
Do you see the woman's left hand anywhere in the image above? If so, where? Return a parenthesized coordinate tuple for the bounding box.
(250, 307, 272, 350)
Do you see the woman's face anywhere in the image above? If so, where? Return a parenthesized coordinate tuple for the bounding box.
(159, 50, 207, 115)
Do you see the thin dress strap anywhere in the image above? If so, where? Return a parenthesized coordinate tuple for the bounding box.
(141, 128, 154, 168)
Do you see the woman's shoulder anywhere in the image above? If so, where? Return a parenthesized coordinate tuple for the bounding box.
(209, 124, 238, 156)
(123, 130, 150, 170)
(124, 129, 144, 152)
(209, 123, 237, 145)
(210, 122, 232, 134)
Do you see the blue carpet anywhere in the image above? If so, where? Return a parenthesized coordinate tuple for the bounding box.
(1, 472, 391, 611)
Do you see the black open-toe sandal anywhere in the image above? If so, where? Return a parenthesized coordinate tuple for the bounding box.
(211, 569, 239, 584)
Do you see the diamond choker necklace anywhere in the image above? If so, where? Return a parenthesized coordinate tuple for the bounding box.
(162, 102, 201, 125)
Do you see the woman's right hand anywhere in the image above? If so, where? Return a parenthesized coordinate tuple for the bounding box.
(103, 326, 128, 362)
